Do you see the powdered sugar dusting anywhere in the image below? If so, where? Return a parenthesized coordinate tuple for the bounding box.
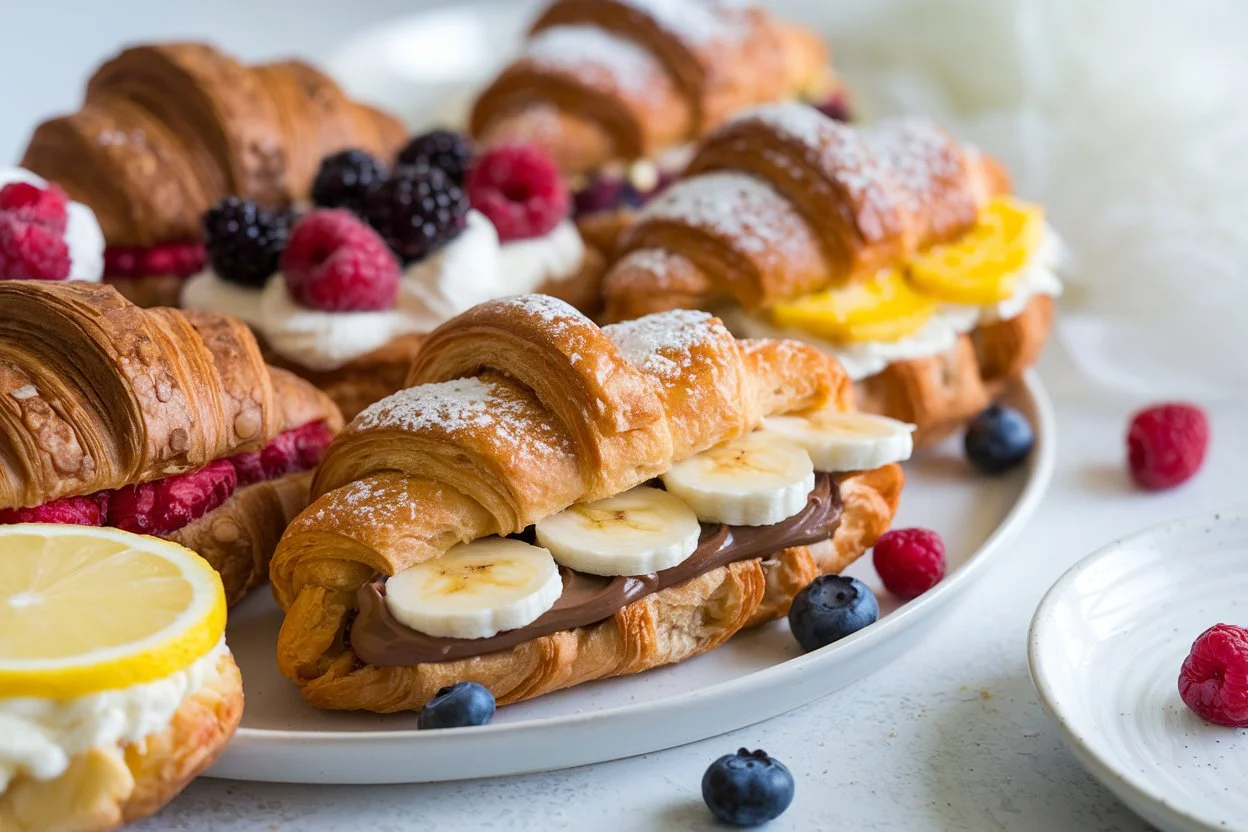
(606, 308, 716, 380)
(614, 0, 750, 46)
(614, 248, 682, 288)
(523, 25, 661, 96)
(311, 477, 421, 528)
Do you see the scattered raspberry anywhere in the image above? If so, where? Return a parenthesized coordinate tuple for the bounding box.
(203, 197, 291, 288)
(397, 130, 473, 185)
(282, 210, 399, 311)
(0, 494, 107, 526)
(872, 528, 946, 599)
(364, 165, 467, 264)
(0, 181, 69, 233)
(311, 149, 388, 216)
(467, 144, 569, 242)
(1127, 402, 1209, 490)
(107, 460, 237, 535)
(1179, 624, 1248, 727)
(105, 243, 206, 279)
(813, 91, 852, 123)
(0, 215, 71, 280)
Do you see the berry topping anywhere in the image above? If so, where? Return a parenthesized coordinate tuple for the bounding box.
(873, 528, 946, 599)
(418, 682, 496, 729)
(0, 181, 69, 233)
(964, 404, 1035, 475)
(702, 749, 795, 827)
(1127, 402, 1209, 490)
(0, 215, 71, 281)
(230, 422, 333, 486)
(573, 174, 646, 217)
(788, 574, 880, 652)
(104, 242, 206, 279)
(108, 460, 237, 536)
(466, 144, 569, 242)
(813, 91, 852, 123)
(310, 149, 388, 216)
(364, 165, 468, 264)
(0, 494, 107, 526)
(1179, 624, 1248, 727)
(203, 197, 290, 288)
(282, 209, 400, 311)
(397, 129, 473, 185)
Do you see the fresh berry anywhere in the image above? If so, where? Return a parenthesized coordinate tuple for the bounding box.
(702, 749, 795, 827)
(418, 682, 496, 729)
(1178, 624, 1248, 727)
(202, 197, 290, 288)
(873, 528, 946, 599)
(466, 144, 569, 242)
(107, 460, 237, 535)
(281, 209, 400, 311)
(229, 448, 266, 488)
(813, 92, 852, 123)
(788, 574, 880, 652)
(964, 404, 1035, 474)
(365, 165, 467, 264)
(397, 130, 473, 185)
(141, 241, 207, 277)
(1127, 402, 1209, 490)
(0, 215, 71, 280)
(230, 422, 334, 487)
(289, 421, 334, 469)
(0, 181, 69, 233)
(0, 494, 107, 526)
(572, 173, 647, 216)
(310, 149, 388, 216)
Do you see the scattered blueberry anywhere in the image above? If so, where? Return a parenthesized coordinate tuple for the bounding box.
(788, 575, 879, 652)
(964, 404, 1035, 474)
(702, 748, 795, 827)
(417, 681, 496, 729)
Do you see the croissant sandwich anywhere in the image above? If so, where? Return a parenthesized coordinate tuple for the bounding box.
(469, 0, 849, 223)
(601, 103, 1065, 446)
(270, 294, 905, 712)
(0, 281, 344, 605)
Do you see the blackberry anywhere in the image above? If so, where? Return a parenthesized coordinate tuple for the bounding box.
(310, 149, 388, 215)
(396, 130, 473, 185)
(364, 165, 468, 264)
(201, 197, 289, 288)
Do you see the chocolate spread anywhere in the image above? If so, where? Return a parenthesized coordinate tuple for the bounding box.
(350, 474, 843, 664)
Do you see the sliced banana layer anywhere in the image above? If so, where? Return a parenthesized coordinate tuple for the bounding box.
(536, 486, 701, 576)
(384, 538, 562, 640)
(763, 411, 915, 472)
(662, 432, 815, 527)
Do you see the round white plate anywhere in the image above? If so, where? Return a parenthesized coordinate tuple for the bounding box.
(209, 372, 1054, 784)
(1029, 509, 1248, 832)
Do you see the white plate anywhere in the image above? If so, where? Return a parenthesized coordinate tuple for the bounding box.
(1029, 509, 1248, 832)
(209, 372, 1054, 784)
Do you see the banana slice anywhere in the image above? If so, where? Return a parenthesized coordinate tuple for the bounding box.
(762, 411, 915, 472)
(536, 486, 701, 576)
(661, 432, 815, 526)
(384, 538, 563, 639)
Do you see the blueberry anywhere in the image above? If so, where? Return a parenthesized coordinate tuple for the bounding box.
(417, 682, 495, 729)
(702, 748, 795, 827)
(964, 404, 1034, 474)
(788, 575, 879, 652)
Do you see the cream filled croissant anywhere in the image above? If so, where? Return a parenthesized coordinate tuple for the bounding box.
(601, 104, 1064, 446)
(270, 294, 904, 712)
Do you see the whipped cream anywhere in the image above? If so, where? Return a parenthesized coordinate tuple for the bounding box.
(181, 269, 267, 330)
(0, 167, 105, 282)
(0, 640, 227, 792)
(498, 219, 585, 291)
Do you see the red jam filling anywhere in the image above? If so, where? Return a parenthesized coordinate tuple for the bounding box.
(104, 242, 206, 280)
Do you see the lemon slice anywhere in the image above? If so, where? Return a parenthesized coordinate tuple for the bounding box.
(770, 268, 938, 343)
(906, 197, 1046, 305)
(0, 524, 226, 698)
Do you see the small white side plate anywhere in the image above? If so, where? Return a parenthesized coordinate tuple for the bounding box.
(1029, 509, 1248, 832)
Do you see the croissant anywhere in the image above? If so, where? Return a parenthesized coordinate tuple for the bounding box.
(270, 294, 902, 712)
(20, 43, 406, 307)
(601, 104, 1060, 445)
(0, 281, 343, 605)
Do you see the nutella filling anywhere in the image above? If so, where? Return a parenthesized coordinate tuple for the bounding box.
(350, 473, 843, 664)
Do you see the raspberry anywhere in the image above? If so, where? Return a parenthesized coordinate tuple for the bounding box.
(364, 165, 467, 264)
(203, 197, 291, 288)
(1178, 624, 1248, 727)
(310, 149, 388, 216)
(813, 91, 852, 123)
(107, 460, 237, 535)
(397, 130, 473, 185)
(1127, 402, 1209, 490)
(0, 215, 71, 280)
(467, 144, 569, 242)
(289, 421, 334, 469)
(0, 181, 69, 233)
(872, 528, 946, 599)
(229, 448, 266, 487)
(282, 209, 400, 311)
(229, 421, 334, 487)
(142, 241, 207, 277)
(0, 494, 107, 526)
